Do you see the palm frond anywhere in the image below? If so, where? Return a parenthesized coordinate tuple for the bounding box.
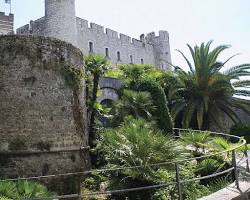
(208, 45, 231, 65)
(176, 49, 194, 73)
(232, 80, 250, 88)
(234, 89, 250, 97)
(223, 64, 250, 77)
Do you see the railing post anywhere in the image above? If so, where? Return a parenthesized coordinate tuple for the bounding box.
(232, 150, 240, 190)
(244, 144, 250, 173)
(175, 163, 182, 200)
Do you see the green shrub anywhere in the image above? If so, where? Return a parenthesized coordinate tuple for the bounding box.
(92, 117, 198, 199)
(195, 158, 225, 177)
(98, 117, 185, 169)
(132, 80, 173, 133)
(111, 90, 155, 125)
(180, 130, 212, 156)
(230, 123, 250, 143)
(0, 180, 55, 200)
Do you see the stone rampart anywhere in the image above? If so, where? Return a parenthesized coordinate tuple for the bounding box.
(0, 35, 90, 193)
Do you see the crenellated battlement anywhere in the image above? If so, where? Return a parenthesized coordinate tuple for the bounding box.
(0, 12, 14, 35)
(16, 0, 172, 70)
(17, 17, 45, 35)
(77, 17, 150, 47)
(0, 12, 14, 20)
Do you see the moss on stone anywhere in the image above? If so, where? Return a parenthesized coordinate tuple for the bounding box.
(0, 35, 85, 90)
(60, 65, 84, 90)
(9, 138, 28, 151)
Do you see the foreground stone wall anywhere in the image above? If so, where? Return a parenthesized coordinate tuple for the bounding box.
(211, 107, 250, 133)
(0, 36, 89, 190)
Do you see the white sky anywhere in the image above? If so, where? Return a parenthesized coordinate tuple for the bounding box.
(0, 0, 250, 70)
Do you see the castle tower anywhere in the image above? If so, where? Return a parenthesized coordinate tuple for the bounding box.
(44, 0, 77, 46)
(146, 31, 172, 70)
(0, 12, 14, 35)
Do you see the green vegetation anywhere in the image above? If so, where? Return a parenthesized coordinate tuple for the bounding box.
(107, 64, 174, 132)
(112, 90, 155, 125)
(84, 48, 249, 198)
(0, 180, 55, 200)
(97, 117, 187, 168)
(60, 65, 84, 90)
(168, 41, 250, 130)
(230, 123, 250, 143)
(85, 54, 110, 148)
(83, 118, 243, 199)
(134, 80, 174, 133)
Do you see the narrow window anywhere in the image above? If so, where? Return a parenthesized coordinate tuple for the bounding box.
(105, 48, 109, 58)
(141, 58, 144, 64)
(130, 55, 133, 64)
(117, 51, 121, 61)
(89, 42, 93, 53)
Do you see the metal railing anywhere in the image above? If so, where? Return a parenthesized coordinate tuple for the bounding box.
(0, 128, 249, 200)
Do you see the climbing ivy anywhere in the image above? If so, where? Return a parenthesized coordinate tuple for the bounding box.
(60, 65, 84, 90)
(0, 35, 85, 91)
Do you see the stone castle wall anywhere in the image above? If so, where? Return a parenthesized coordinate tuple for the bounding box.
(0, 12, 14, 35)
(0, 36, 90, 187)
(76, 18, 156, 67)
(16, 0, 172, 70)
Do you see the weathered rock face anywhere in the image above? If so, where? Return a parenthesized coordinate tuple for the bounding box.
(0, 36, 89, 184)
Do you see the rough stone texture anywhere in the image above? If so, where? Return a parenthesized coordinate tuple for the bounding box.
(0, 36, 90, 186)
(198, 181, 250, 200)
(211, 107, 250, 134)
(45, 0, 77, 46)
(0, 12, 14, 35)
(16, 0, 172, 70)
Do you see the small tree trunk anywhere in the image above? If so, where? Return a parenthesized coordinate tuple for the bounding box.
(89, 74, 99, 148)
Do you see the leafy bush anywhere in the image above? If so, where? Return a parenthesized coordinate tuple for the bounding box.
(195, 158, 225, 177)
(230, 123, 250, 143)
(0, 180, 55, 200)
(107, 64, 173, 133)
(111, 90, 155, 125)
(180, 130, 212, 153)
(90, 117, 210, 199)
(98, 117, 186, 169)
(132, 80, 173, 133)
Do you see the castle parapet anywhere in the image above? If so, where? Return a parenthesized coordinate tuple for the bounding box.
(105, 28, 118, 39)
(0, 12, 14, 35)
(120, 33, 131, 43)
(90, 22, 104, 34)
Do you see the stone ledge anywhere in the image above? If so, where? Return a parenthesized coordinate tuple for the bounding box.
(198, 181, 250, 200)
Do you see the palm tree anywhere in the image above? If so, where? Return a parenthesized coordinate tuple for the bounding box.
(170, 41, 250, 130)
(0, 180, 55, 200)
(180, 130, 212, 155)
(85, 54, 110, 147)
(112, 89, 155, 125)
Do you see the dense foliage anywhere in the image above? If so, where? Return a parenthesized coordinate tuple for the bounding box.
(230, 123, 250, 143)
(134, 80, 174, 133)
(82, 119, 244, 199)
(85, 54, 110, 148)
(108, 64, 174, 133)
(0, 180, 55, 200)
(84, 43, 249, 199)
(111, 90, 155, 125)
